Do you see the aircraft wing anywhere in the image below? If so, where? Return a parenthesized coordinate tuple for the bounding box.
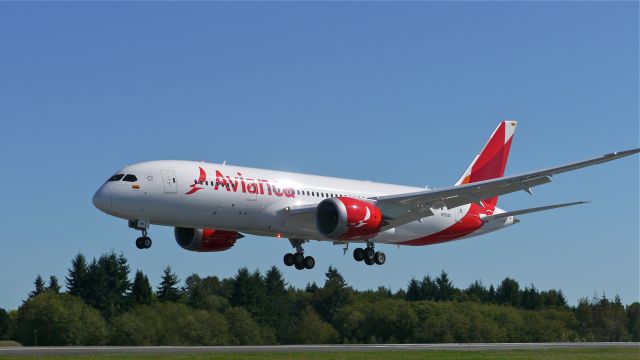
(480, 201, 589, 222)
(373, 148, 639, 228)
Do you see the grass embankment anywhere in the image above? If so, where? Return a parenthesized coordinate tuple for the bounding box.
(0, 348, 639, 360)
(0, 341, 21, 347)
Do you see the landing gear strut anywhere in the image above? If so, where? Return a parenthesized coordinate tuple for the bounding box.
(129, 219, 152, 250)
(283, 238, 315, 270)
(353, 241, 385, 266)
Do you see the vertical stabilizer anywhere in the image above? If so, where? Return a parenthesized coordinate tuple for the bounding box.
(455, 121, 517, 209)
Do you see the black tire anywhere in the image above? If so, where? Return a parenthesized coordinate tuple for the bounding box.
(294, 253, 305, 266)
(364, 257, 374, 266)
(374, 251, 386, 265)
(135, 237, 144, 249)
(294, 262, 305, 270)
(143, 237, 152, 249)
(364, 247, 375, 260)
(304, 256, 315, 270)
(353, 248, 365, 261)
(283, 253, 295, 266)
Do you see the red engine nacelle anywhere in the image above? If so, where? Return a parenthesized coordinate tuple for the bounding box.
(316, 197, 383, 240)
(174, 227, 244, 252)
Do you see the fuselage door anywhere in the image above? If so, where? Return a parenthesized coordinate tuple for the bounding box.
(161, 170, 178, 194)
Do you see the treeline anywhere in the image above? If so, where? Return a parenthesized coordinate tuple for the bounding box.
(0, 251, 638, 345)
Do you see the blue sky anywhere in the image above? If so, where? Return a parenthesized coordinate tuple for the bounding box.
(0, 2, 637, 310)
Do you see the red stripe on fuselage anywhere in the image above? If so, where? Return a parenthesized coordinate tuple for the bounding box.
(401, 204, 484, 246)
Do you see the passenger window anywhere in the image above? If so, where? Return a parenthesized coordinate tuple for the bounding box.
(107, 174, 124, 182)
(122, 174, 138, 182)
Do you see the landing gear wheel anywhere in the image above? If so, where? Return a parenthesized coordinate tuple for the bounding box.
(353, 248, 365, 262)
(142, 236, 152, 249)
(288, 238, 313, 271)
(303, 256, 315, 270)
(283, 253, 295, 266)
(135, 237, 144, 249)
(364, 257, 374, 266)
(374, 251, 386, 265)
(364, 247, 375, 261)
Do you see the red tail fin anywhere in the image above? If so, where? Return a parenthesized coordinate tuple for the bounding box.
(455, 121, 517, 209)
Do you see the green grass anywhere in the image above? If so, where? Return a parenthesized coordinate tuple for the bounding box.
(0, 348, 638, 360)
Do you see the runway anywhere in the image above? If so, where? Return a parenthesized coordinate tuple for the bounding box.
(0, 342, 638, 356)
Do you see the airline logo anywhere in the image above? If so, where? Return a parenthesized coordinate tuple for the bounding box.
(185, 167, 206, 195)
(354, 207, 371, 228)
(186, 167, 296, 198)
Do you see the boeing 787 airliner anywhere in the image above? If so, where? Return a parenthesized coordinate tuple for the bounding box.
(93, 121, 639, 270)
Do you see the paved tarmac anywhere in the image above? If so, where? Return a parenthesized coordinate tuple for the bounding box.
(0, 342, 638, 356)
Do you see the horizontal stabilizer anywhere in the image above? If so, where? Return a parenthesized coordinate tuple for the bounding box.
(481, 201, 589, 221)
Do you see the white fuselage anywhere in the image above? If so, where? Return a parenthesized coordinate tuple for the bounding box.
(93, 160, 515, 246)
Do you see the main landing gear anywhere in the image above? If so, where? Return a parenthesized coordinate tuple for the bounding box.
(353, 241, 385, 266)
(283, 238, 315, 270)
(129, 219, 152, 250)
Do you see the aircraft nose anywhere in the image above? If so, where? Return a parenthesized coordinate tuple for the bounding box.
(92, 184, 112, 213)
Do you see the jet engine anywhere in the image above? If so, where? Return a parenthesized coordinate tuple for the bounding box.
(174, 227, 244, 252)
(316, 197, 383, 240)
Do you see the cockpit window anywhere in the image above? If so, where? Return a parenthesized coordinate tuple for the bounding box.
(122, 174, 138, 182)
(108, 174, 125, 182)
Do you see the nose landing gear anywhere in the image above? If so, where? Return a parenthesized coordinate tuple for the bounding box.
(353, 241, 385, 266)
(283, 238, 315, 270)
(135, 234, 152, 249)
(129, 219, 152, 250)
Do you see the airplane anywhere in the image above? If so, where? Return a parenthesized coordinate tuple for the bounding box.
(92, 121, 639, 270)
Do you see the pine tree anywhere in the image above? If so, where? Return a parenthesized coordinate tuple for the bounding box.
(0, 308, 9, 339)
(28, 275, 46, 299)
(324, 266, 347, 288)
(420, 275, 438, 301)
(466, 280, 488, 302)
(157, 265, 182, 302)
(83, 252, 132, 318)
(130, 270, 153, 305)
(47, 275, 61, 293)
(264, 266, 286, 297)
(305, 282, 319, 293)
(487, 285, 496, 303)
(314, 267, 352, 322)
(66, 253, 88, 298)
(496, 277, 521, 306)
(406, 278, 421, 301)
(521, 284, 542, 309)
(261, 266, 290, 340)
(435, 270, 454, 301)
(230, 268, 266, 317)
